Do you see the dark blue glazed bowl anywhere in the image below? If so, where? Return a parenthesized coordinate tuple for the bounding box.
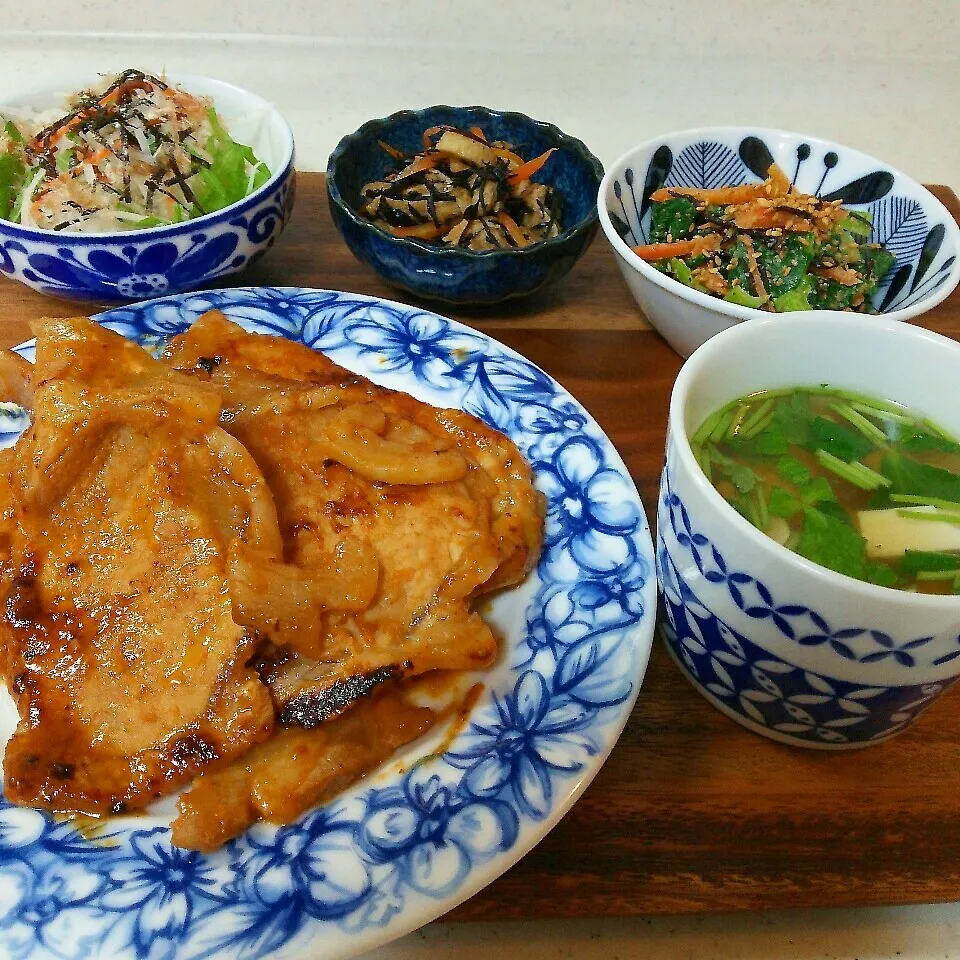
(327, 105, 603, 305)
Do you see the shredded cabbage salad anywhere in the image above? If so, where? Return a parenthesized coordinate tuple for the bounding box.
(0, 69, 271, 233)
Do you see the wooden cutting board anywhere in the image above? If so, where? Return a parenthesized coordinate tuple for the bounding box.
(1, 175, 959, 919)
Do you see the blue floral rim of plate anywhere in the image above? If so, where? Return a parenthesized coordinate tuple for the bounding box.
(0, 287, 655, 960)
(607, 133, 958, 314)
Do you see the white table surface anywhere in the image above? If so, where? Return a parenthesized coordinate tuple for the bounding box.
(1, 3, 959, 957)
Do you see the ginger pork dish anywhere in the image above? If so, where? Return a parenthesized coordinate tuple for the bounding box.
(0, 311, 544, 850)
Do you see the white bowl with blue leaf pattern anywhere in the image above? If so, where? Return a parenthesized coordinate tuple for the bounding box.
(598, 127, 960, 357)
(660, 311, 960, 749)
(0, 73, 295, 304)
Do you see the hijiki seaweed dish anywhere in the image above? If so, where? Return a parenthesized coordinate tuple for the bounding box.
(632, 165, 895, 312)
(359, 125, 562, 250)
(0, 69, 271, 232)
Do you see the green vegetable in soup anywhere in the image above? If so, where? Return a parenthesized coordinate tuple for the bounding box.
(689, 386, 960, 593)
(881, 454, 960, 504)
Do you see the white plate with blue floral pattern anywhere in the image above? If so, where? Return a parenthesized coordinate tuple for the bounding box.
(0, 288, 656, 960)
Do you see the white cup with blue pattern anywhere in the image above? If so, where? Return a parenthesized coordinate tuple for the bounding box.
(659, 312, 960, 748)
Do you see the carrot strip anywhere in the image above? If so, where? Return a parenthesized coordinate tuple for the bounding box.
(741, 236, 769, 304)
(507, 148, 557, 185)
(631, 234, 721, 262)
(393, 152, 442, 181)
(490, 146, 526, 167)
(812, 265, 861, 286)
(767, 163, 791, 196)
(389, 222, 447, 240)
(496, 210, 530, 247)
(469, 126, 487, 142)
(87, 147, 112, 166)
(731, 205, 814, 232)
(377, 139, 406, 160)
(650, 183, 768, 205)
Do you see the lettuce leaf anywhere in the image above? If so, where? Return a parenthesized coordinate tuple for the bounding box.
(189, 107, 271, 216)
(0, 150, 27, 221)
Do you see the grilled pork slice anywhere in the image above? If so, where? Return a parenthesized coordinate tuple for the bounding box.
(163, 310, 545, 724)
(0, 317, 278, 815)
(171, 688, 437, 851)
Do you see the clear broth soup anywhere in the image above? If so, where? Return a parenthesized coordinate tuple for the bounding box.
(690, 387, 960, 594)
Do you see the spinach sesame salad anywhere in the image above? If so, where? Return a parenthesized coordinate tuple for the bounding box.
(632, 165, 895, 312)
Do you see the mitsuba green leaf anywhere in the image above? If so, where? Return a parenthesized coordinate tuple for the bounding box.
(769, 486, 802, 518)
(900, 550, 960, 575)
(754, 432, 789, 456)
(770, 393, 812, 446)
(729, 464, 757, 494)
(816, 499, 856, 526)
(776, 455, 810, 488)
(803, 476, 836, 505)
(881, 454, 960, 503)
(863, 562, 899, 587)
(899, 427, 960, 455)
(796, 506, 869, 580)
(805, 416, 874, 462)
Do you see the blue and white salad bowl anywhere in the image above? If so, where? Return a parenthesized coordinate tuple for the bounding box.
(659, 312, 960, 749)
(598, 127, 960, 356)
(0, 287, 655, 959)
(0, 74, 295, 304)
